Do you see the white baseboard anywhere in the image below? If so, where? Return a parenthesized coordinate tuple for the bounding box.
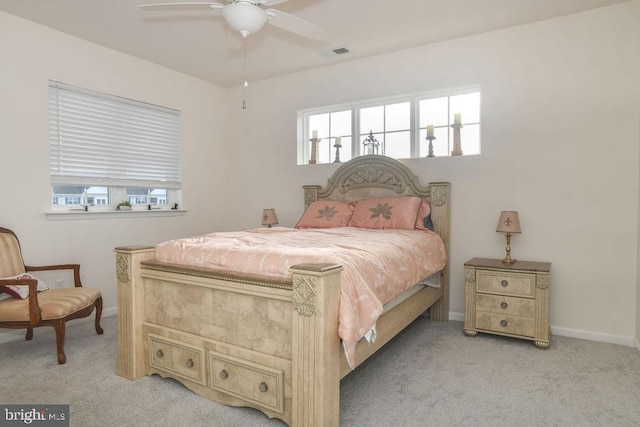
(0, 306, 117, 345)
(550, 325, 635, 347)
(448, 311, 636, 348)
(448, 310, 465, 322)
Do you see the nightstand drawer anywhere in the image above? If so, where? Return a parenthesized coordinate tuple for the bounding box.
(476, 270, 534, 297)
(476, 312, 535, 337)
(148, 334, 206, 384)
(476, 294, 535, 318)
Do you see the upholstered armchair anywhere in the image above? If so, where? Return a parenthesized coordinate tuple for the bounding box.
(0, 227, 103, 364)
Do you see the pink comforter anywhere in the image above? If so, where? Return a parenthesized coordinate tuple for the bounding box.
(154, 227, 447, 368)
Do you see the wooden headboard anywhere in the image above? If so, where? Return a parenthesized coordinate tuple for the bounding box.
(303, 154, 451, 320)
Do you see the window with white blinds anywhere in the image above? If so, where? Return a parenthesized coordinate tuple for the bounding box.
(48, 81, 181, 189)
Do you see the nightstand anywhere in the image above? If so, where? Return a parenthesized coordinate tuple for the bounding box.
(463, 258, 551, 349)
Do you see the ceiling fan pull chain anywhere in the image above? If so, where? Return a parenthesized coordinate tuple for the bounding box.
(242, 38, 248, 110)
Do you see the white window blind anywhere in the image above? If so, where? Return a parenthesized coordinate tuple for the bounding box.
(49, 81, 181, 189)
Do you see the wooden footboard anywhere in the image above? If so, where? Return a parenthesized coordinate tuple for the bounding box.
(115, 249, 444, 426)
(116, 247, 344, 426)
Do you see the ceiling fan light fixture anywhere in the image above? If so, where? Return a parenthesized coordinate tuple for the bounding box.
(223, 2, 268, 37)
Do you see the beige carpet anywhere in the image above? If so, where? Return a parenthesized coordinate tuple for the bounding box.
(1, 314, 640, 426)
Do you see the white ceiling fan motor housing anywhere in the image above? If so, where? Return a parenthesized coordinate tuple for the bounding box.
(223, 1, 269, 37)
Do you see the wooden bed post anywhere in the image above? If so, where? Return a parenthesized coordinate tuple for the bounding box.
(428, 182, 451, 321)
(303, 185, 322, 209)
(114, 245, 155, 380)
(289, 263, 343, 427)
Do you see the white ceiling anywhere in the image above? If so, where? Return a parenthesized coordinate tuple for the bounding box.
(0, 0, 629, 87)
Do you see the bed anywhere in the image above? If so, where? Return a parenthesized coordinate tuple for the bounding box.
(115, 155, 450, 426)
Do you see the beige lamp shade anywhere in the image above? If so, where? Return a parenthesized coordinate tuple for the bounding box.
(496, 211, 521, 234)
(262, 208, 278, 227)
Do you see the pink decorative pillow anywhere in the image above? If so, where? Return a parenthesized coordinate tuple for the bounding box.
(415, 199, 432, 230)
(296, 201, 356, 229)
(349, 196, 422, 230)
(0, 273, 49, 299)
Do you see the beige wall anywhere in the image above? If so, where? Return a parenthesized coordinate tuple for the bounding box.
(221, 1, 640, 345)
(0, 11, 225, 331)
(1, 2, 639, 347)
(637, 49, 640, 351)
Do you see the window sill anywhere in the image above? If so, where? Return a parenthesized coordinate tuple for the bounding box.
(46, 209, 187, 221)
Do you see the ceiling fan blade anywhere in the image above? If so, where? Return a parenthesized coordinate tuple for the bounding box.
(139, 2, 224, 12)
(258, 0, 290, 5)
(265, 9, 327, 41)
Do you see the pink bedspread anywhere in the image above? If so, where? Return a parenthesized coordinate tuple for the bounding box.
(154, 227, 447, 368)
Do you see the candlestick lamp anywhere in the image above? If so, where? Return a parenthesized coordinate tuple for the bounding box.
(496, 211, 521, 264)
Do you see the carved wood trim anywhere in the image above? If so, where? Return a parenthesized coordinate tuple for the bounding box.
(141, 261, 292, 290)
(463, 266, 477, 334)
(116, 253, 130, 283)
(339, 163, 406, 194)
(292, 276, 317, 317)
(464, 267, 476, 283)
(315, 155, 432, 200)
(431, 186, 447, 206)
(303, 185, 321, 209)
(536, 274, 550, 289)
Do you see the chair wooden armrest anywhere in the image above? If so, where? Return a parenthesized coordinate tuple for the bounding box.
(25, 264, 82, 287)
(0, 279, 41, 326)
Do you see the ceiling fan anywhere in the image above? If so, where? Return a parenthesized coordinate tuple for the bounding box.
(139, 0, 328, 40)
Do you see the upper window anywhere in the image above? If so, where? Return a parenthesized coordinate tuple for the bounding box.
(298, 88, 480, 164)
(48, 81, 181, 210)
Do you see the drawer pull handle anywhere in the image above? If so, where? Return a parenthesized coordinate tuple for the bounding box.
(156, 349, 164, 358)
(259, 382, 269, 393)
(220, 369, 229, 380)
(500, 302, 508, 309)
(501, 280, 508, 287)
(185, 359, 194, 368)
(500, 320, 508, 327)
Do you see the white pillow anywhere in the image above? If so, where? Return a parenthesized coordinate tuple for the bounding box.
(0, 273, 49, 299)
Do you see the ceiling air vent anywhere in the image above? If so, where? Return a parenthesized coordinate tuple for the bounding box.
(331, 46, 350, 55)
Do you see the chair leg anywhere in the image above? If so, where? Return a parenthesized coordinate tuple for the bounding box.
(53, 320, 66, 365)
(95, 296, 104, 335)
(25, 328, 33, 341)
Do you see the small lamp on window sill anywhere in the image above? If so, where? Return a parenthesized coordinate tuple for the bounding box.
(262, 208, 278, 228)
(496, 211, 521, 264)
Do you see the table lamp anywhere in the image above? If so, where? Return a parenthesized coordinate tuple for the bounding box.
(496, 211, 521, 264)
(262, 208, 278, 228)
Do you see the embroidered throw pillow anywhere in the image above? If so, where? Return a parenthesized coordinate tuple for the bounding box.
(349, 196, 422, 230)
(0, 273, 49, 299)
(296, 201, 356, 229)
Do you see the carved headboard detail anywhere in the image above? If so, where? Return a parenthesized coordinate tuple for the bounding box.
(303, 155, 432, 207)
(339, 163, 406, 194)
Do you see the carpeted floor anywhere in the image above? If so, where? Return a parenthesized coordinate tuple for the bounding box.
(1, 314, 640, 426)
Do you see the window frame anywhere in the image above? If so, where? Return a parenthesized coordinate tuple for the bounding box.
(298, 86, 481, 164)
